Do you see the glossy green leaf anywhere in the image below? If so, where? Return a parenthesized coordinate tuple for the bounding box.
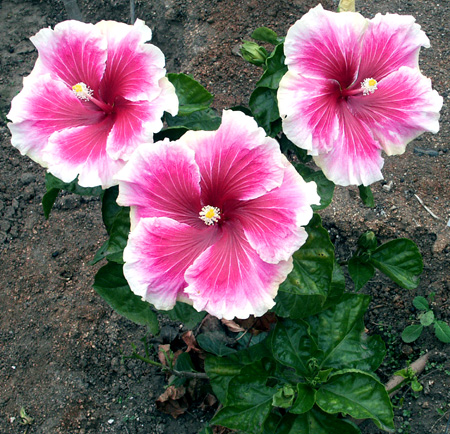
(290, 384, 316, 414)
(101, 186, 121, 234)
(165, 108, 221, 131)
(273, 385, 296, 409)
(42, 188, 61, 219)
(274, 214, 335, 319)
(348, 257, 375, 291)
(322, 263, 345, 310)
(276, 409, 361, 434)
(167, 73, 213, 115)
(154, 126, 188, 142)
(211, 361, 277, 433)
(271, 318, 321, 376)
(164, 302, 206, 329)
(420, 310, 435, 326)
(263, 413, 282, 434)
(434, 320, 450, 343)
(197, 332, 237, 357)
(316, 370, 394, 431)
(204, 343, 267, 403)
(358, 184, 374, 207)
(251, 27, 281, 45)
(174, 351, 195, 373)
(93, 262, 159, 333)
(257, 44, 287, 89)
(293, 163, 335, 211)
(249, 86, 281, 137)
(413, 296, 429, 311)
(308, 294, 385, 372)
(369, 239, 423, 289)
(401, 324, 423, 343)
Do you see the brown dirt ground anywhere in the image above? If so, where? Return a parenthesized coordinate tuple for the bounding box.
(0, 0, 449, 433)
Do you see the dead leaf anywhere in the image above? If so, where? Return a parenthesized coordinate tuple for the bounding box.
(221, 319, 245, 333)
(182, 330, 201, 353)
(156, 385, 189, 419)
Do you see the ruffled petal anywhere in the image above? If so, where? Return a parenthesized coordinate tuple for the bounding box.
(30, 20, 107, 90)
(284, 4, 367, 86)
(357, 13, 430, 82)
(184, 222, 293, 320)
(96, 19, 177, 111)
(235, 157, 320, 263)
(278, 72, 341, 155)
(348, 66, 443, 156)
(123, 217, 219, 311)
(42, 118, 123, 188)
(116, 140, 203, 229)
(181, 110, 285, 206)
(313, 104, 384, 186)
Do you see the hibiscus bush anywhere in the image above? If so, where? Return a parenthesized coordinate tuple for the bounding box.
(7, 1, 442, 433)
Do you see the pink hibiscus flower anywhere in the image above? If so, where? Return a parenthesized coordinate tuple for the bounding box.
(116, 110, 320, 320)
(8, 19, 178, 188)
(278, 4, 443, 186)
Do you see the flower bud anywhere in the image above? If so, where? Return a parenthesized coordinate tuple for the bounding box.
(240, 41, 268, 66)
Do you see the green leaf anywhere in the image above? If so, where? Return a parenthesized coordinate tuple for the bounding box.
(174, 351, 195, 373)
(369, 239, 423, 289)
(165, 302, 206, 329)
(101, 186, 122, 234)
(273, 385, 296, 409)
(401, 324, 423, 343)
(274, 214, 335, 319)
(197, 332, 237, 357)
(93, 262, 159, 333)
(165, 108, 221, 131)
(257, 44, 287, 90)
(278, 134, 312, 163)
(211, 361, 277, 433)
(358, 184, 375, 207)
(249, 86, 281, 137)
(167, 73, 213, 115)
(420, 310, 435, 326)
(322, 263, 345, 310)
(204, 343, 267, 403)
(348, 257, 375, 291)
(309, 294, 385, 372)
(154, 126, 189, 142)
(42, 188, 61, 219)
(289, 384, 316, 414)
(293, 163, 335, 211)
(276, 409, 361, 434)
(413, 296, 429, 311)
(316, 370, 394, 431)
(251, 27, 281, 45)
(434, 320, 450, 343)
(271, 318, 321, 376)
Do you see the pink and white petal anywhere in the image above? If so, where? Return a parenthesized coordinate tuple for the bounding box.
(31, 20, 107, 90)
(357, 13, 430, 82)
(284, 4, 367, 84)
(278, 71, 340, 155)
(348, 66, 443, 156)
(313, 105, 384, 186)
(96, 19, 170, 104)
(42, 118, 123, 188)
(116, 140, 203, 229)
(182, 110, 285, 205)
(123, 217, 219, 311)
(235, 157, 320, 264)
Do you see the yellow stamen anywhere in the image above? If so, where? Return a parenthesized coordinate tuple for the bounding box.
(361, 77, 378, 96)
(72, 82, 93, 101)
(199, 205, 221, 225)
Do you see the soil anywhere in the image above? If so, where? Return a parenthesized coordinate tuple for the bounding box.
(0, 0, 449, 433)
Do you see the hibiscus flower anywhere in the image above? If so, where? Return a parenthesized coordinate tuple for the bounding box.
(116, 110, 320, 319)
(278, 4, 442, 186)
(8, 19, 178, 188)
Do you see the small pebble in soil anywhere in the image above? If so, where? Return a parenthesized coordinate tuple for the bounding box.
(413, 147, 439, 157)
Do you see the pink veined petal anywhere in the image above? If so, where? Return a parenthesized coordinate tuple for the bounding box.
(284, 4, 367, 86)
(313, 104, 384, 186)
(181, 110, 285, 206)
(30, 20, 107, 91)
(278, 71, 341, 155)
(184, 222, 294, 320)
(234, 157, 320, 264)
(96, 19, 172, 104)
(348, 66, 443, 156)
(123, 217, 219, 311)
(357, 13, 430, 83)
(7, 73, 105, 166)
(42, 117, 124, 188)
(115, 140, 203, 229)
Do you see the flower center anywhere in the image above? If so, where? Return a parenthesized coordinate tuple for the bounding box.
(199, 205, 221, 226)
(72, 82, 93, 101)
(360, 78, 378, 95)
(71, 82, 114, 114)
